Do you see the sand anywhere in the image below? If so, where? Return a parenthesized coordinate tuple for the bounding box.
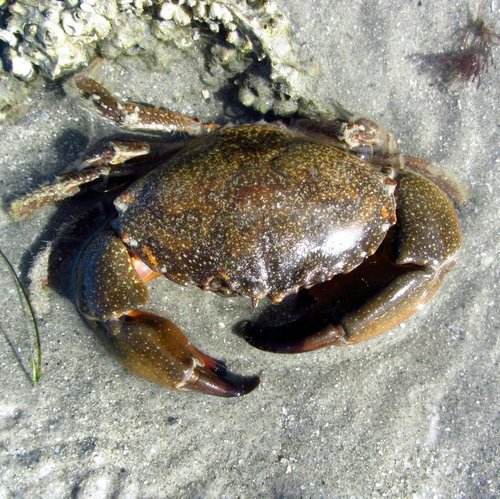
(0, 1, 498, 496)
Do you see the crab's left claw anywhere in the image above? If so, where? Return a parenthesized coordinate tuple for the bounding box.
(97, 311, 259, 397)
(76, 230, 259, 397)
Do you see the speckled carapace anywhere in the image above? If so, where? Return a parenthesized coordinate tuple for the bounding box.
(116, 124, 398, 303)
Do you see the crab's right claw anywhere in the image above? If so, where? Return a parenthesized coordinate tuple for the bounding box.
(77, 230, 259, 397)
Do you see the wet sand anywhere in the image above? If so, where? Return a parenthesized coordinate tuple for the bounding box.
(0, 1, 498, 496)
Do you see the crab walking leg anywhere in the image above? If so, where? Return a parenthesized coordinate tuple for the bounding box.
(10, 137, 193, 220)
(75, 230, 259, 396)
(9, 166, 111, 221)
(75, 76, 220, 136)
(9, 140, 152, 220)
(341, 172, 463, 342)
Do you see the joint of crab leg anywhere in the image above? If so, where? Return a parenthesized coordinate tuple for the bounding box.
(82, 140, 151, 168)
(74, 75, 123, 122)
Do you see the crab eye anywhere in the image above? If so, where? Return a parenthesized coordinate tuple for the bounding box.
(209, 277, 226, 290)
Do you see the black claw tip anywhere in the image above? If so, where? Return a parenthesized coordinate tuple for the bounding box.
(221, 372, 260, 397)
(188, 366, 260, 397)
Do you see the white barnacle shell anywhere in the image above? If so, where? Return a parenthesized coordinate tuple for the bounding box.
(172, 6, 191, 26)
(73, 8, 112, 39)
(117, 0, 133, 10)
(92, 14, 112, 39)
(0, 28, 18, 47)
(191, 1, 207, 19)
(226, 29, 240, 46)
(117, 0, 152, 15)
(158, 2, 177, 21)
(39, 44, 90, 80)
(37, 19, 67, 48)
(209, 2, 233, 25)
(208, 21, 219, 33)
(61, 9, 88, 37)
(44, 6, 64, 24)
(80, 0, 98, 14)
(159, 2, 191, 26)
(10, 53, 35, 81)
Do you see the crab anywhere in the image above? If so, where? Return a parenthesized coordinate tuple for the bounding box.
(11, 76, 463, 397)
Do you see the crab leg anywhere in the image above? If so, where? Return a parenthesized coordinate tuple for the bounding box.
(75, 76, 220, 136)
(9, 140, 153, 220)
(9, 138, 190, 220)
(75, 229, 259, 396)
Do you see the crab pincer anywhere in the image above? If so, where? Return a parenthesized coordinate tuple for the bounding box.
(76, 230, 259, 397)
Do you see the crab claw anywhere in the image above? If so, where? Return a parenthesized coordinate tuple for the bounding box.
(98, 311, 259, 397)
(76, 230, 259, 397)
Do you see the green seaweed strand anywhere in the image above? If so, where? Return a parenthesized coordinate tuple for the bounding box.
(0, 247, 41, 385)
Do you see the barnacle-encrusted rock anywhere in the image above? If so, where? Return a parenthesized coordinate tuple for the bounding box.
(0, 1, 348, 117)
(0, 1, 114, 80)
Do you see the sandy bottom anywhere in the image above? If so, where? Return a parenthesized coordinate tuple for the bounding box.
(0, 1, 498, 496)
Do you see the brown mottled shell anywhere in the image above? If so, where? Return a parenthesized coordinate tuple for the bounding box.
(115, 124, 397, 301)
